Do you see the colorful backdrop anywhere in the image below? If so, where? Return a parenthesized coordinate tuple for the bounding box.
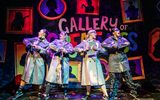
(0, 0, 160, 89)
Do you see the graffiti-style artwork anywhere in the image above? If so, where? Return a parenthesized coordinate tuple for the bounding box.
(14, 43, 26, 84)
(120, 0, 143, 23)
(46, 32, 59, 42)
(100, 58, 110, 81)
(100, 56, 145, 81)
(69, 61, 81, 82)
(38, 0, 67, 20)
(6, 8, 33, 34)
(0, 40, 7, 63)
(76, 0, 100, 15)
(128, 56, 145, 80)
(148, 28, 160, 61)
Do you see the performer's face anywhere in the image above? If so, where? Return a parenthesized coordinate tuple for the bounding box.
(113, 30, 120, 37)
(60, 33, 66, 40)
(88, 33, 96, 39)
(38, 29, 46, 39)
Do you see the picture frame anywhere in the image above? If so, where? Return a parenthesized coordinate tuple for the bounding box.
(128, 56, 145, 80)
(148, 27, 160, 62)
(6, 7, 33, 34)
(69, 61, 81, 82)
(0, 40, 7, 63)
(76, 0, 100, 15)
(37, 0, 67, 20)
(100, 56, 145, 81)
(120, 0, 143, 23)
(14, 42, 26, 84)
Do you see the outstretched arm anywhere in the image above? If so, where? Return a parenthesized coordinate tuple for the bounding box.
(64, 43, 74, 53)
(23, 37, 37, 47)
(118, 37, 130, 49)
(102, 37, 117, 49)
(74, 40, 87, 52)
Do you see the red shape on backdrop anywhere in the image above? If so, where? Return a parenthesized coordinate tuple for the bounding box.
(6, 7, 33, 34)
(76, 0, 100, 15)
(97, 31, 102, 36)
(148, 27, 160, 61)
(70, 33, 80, 47)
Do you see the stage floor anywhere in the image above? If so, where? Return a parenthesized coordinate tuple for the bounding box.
(1, 88, 159, 100)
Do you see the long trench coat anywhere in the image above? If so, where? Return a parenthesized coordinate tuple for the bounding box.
(45, 39, 73, 84)
(22, 37, 49, 85)
(102, 36, 130, 73)
(75, 39, 106, 86)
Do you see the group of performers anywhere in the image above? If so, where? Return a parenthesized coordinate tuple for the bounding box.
(12, 28, 140, 100)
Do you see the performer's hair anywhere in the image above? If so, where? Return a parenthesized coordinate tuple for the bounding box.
(60, 31, 68, 36)
(87, 29, 97, 38)
(60, 31, 69, 41)
(112, 27, 120, 33)
(41, 29, 49, 36)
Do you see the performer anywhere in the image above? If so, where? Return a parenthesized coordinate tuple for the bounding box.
(13, 29, 49, 99)
(43, 32, 74, 99)
(102, 28, 140, 99)
(75, 30, 108, 100)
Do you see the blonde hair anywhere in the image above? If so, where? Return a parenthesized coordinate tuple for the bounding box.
(87, 30, 97, 38)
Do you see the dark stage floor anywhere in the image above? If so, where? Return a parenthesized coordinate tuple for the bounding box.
(0, 87, 159, 100)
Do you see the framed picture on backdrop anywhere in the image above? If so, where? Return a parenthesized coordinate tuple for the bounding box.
(76, 0, 100, 15)
(120, 0, 143, 23)
(100, 58, 110, 81)
(128, 56, 145, 80)
(69, 61, 81, 82)
(6, 7, 33, 34)
(37, 0, 67, 20)
(14, 42, 26, 84)
(148, 28, 160, 62)
(0, 40, 7, 63)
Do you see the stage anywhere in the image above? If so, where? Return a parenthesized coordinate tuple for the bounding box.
(0, 85, 159, 100)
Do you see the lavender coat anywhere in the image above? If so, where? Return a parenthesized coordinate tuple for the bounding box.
(46, 39, 73, 84)
(102, 36, 130, 73)
(22, 37, 49, 84)
(75, 39, 106, 86)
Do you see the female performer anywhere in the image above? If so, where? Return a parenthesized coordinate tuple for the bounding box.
(43, 32, 73, 99)
(13, 29, 49, 99)
(75, 30, 108, 100)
